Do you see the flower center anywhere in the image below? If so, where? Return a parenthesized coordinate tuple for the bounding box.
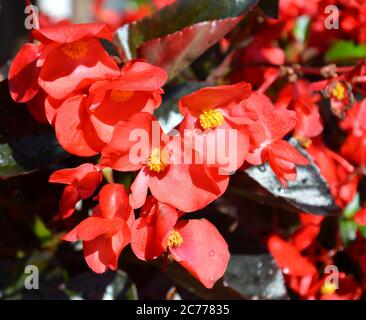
(331, 82, 346, 101)
(110, 89, 134, 103)
(199, 109, 224, 129)
(62, 41, 88, 60)
(320, 282, 337, 295)
(167, 230, 183, 248)
(147, 148, 167, 173)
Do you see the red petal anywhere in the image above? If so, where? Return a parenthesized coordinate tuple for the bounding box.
(149, 164, 229, 212)
(55, 95, 104, 156)
(292, 225, 321, 252)
(49, 163, 97, 184)
(179, 82, 251, 115)
(117, 60, 168, 91)
(83, 236, 111, 273)
(62, 217, 126, 242)
(131, 217, 165, 261)
(354, 208, 366, 226)
(89, 91, 160, 144)
(129, 167, 150, 209)
(32, 23, 113, 43)
(267, 235, 317, 277)
(268, 140, 310, 165)
(8, 43, 41, 103)
(26, 91, 47, 123)
(101, 112, 156, 171)
(39, 38, 120, 99)
(169, 219, 230, 289)
(258, 109, 297, 143)
(99, 184, 131, 220)
(59, 185, 81, 219)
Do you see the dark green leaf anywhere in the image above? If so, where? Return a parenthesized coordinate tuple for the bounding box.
(340, 219, 357, 245)
(31, 215, 52, 243)
(326, 40, 366, 63)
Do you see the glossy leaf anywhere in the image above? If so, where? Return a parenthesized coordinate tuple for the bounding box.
(244, 138, 340, 215)
(115, 0, 259, 59)
(139, 17, 242, 79)
(224, 254, 288, 300)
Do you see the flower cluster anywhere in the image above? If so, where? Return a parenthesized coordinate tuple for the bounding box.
(9, 0, 366, 298)
(8, 19, 310, 289)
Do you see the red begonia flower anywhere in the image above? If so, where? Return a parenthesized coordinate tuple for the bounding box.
(268, 235, 317, 277)
(54, 61, 166, 156)
(178, 82, 252, 172)
(244, 96, 310, 185)
(292, 213, 324, 252)
(276, 80, 323, 138)
(131, 196, 179, 261)
(179, 82, 252, 127)
(31, 23, 120, 100)
(62, 184, 134, 273)
(49, 163, 102, 218)
(325, 80, 355, 120)
(307, 138, 356, 206)
(101, 112, 229, 212)
(167, 219, 230, 289)
(87, 60, 167, 144)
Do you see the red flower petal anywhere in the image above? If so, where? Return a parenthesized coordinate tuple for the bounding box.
(268, 140, 310, 165)
(131, 199, 178, 260)
(101, 112, 157, 171)
(99, 184, 131, 221)
(129, 167, 150, 209)
(149, 164, 229, 212)
(55, 95, 104, 156)
(117, 60, 168, 91)
(59, 185, 81, 219)
(49, 163, 98, 185)
(179, 82, 251, 116)
(8, 43, 41, 103)
(354, 208, 366, 226)
(32, 23, 113, 43)
(62, 216, 126, 242)
(169, 219, 230, 289)
(268, 235, 317, 277)
(39, 38, 120, 99)
(26, 91, 47, 123)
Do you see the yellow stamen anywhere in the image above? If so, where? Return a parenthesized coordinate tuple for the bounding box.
(167, 230, 183, 248)
(110, 89, 134, 103)
(62, 41, 88, 60)
(199, 109, 224, 129)
(147, 148, 167, 173)
(331, 82, 346, 101)
(320, 282, 337, 295)
(294, 135, 312, 148)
